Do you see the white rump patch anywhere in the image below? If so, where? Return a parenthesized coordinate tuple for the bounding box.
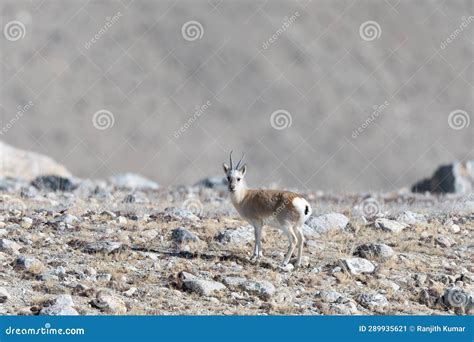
(292, 197, 312, 219)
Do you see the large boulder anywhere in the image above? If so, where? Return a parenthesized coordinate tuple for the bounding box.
(412, 160, 473, 194)
(0, 141, 72, 180)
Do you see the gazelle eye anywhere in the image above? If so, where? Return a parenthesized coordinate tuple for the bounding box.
(227, 176, 231, 181)
(237, 178, 241, 181)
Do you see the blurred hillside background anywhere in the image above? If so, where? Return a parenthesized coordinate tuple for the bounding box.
(0, 0, 472, 192)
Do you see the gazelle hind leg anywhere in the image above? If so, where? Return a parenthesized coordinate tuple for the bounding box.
(294, 225, 305, 267)
(282, 225, 297, 266)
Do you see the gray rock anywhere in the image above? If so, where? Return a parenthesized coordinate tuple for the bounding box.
(356, 293, 388, 309)
(194, 177, 227, 189)
(412, 160, 474, 194)
(21, 217, 33, 229)
(374, 218, 408, 233)
(396, 211, 427, 225)
(240, 280, 276, 300)
(0, 287, 10, 303)
(305, 213, 349, 234)
(108, 173, 159, 191)
(354, 243, 394, 261)
(163, 207, 200, 222)
(222, 276, 275, 300)
(83, 241, 124, 254)
(215, 226, 253, 245)
(0, 238, 22, 254)
(316, 290, 344, 303)
(91, 291, 127, 314)
(180, 272, 226, 296)
(15, 255, 45, 274)
(340, 257, 375, 275)
(0, 141, 72, 180)
(55, 214, 79, 225)
(435, 235, 455, 248)
(171, 227, 199, 243)
(329, 300, 359, 314)
(40, 295, 79, 316)
(32, 175, 76, 192)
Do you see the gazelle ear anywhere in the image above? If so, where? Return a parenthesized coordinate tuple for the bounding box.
(239, 164, 247, 176)
(223, 163, 229, 174)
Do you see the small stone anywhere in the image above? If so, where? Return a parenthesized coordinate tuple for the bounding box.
(21, 217, 33, 229)
(340, 257, 375, 275)
(353, 243, 394, 261)
(329, 300, 359, 315)
(414, 273, 428, 286)
(115, 216, 127, 225)
(123, 287, 137, 297)
(0, 287, 10, 303)
(96, 273, 112, 282)
(374, 218, 408, 233)
(0, 238, 22, 254)
(91, 291, 127, 314)
(356, 293, 388, 309)
(162, 207, 199, 222)
(240, 280, 275, 300)
(55, 214, 79, 225)
(171, 227, 199, 243)
(83, 241, 124, 254)
(435, 235, 454, 248)
(316, 290, 344, 303)
(15, 255, 45, 274)
(215, 226, 253, 245)
(279, 263, 294, 272)
(396, 211, 427, 225)
(450, 224, 461, 233)
(40, 295, 78, 316)
(179, 272, 226, 296)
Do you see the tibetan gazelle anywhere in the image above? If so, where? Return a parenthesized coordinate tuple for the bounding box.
(223, 152, 312, 268)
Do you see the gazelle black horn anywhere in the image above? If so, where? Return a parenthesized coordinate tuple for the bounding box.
(236, 152, 245, 170)
(229, 150, 234, 169)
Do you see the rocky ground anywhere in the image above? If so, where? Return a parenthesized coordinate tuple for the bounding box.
(0, 175, 473, 316)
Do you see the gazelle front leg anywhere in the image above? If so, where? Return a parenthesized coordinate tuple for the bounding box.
(250, 220, 263, 261)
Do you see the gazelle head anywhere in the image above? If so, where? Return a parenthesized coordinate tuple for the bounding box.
(222, 151, 247, 194)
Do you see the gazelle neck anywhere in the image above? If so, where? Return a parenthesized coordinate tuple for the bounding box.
(230, 183, 247, 205)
